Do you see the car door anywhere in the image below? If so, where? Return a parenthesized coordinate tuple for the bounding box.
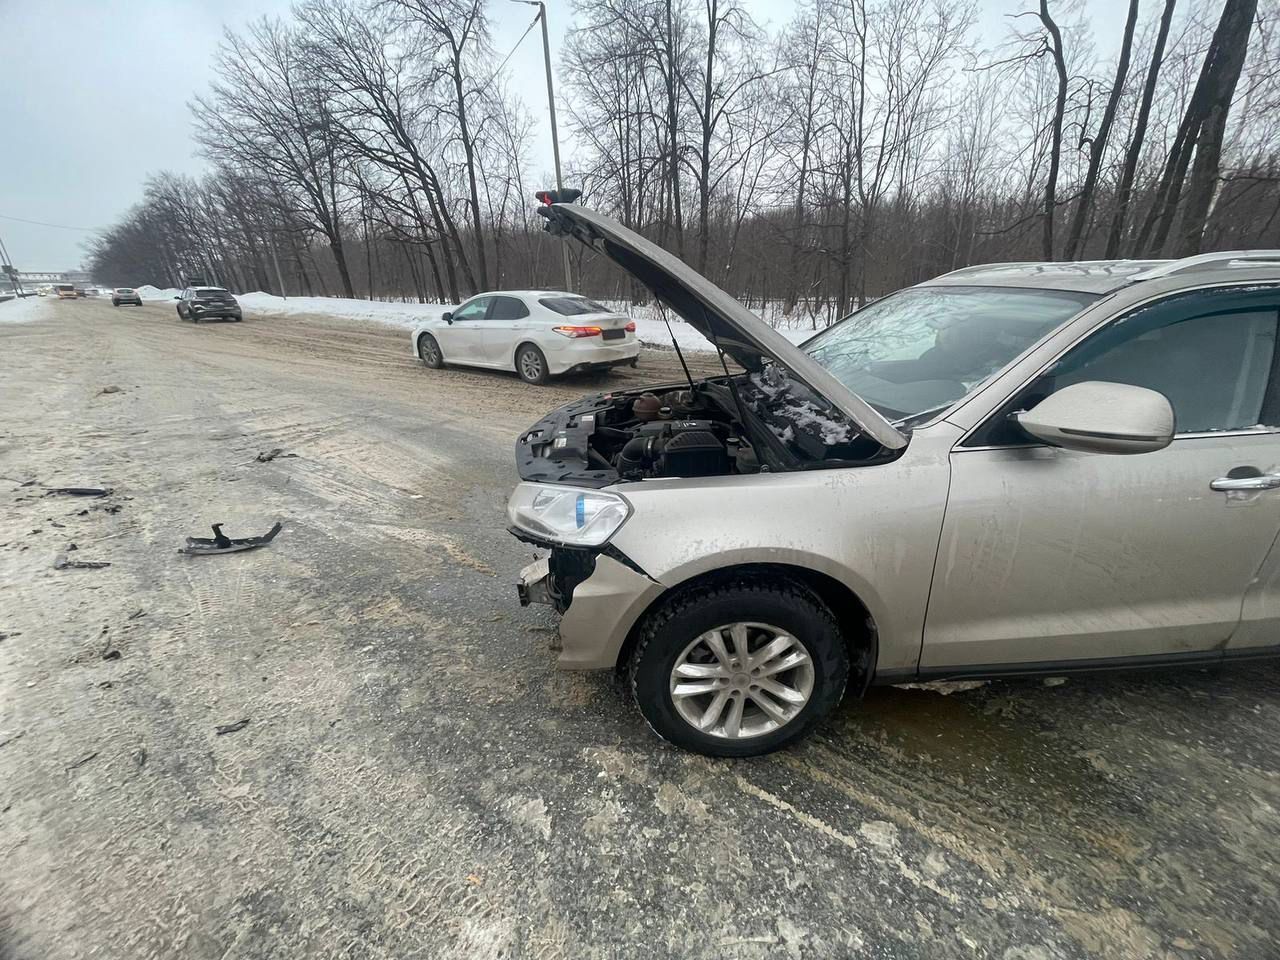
(922, 286, 1280, 670)
(482, 295, 532, 367)
(435, 296, 491, 364)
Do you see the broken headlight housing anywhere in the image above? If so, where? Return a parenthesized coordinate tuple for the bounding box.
(507, 482, 631, 547)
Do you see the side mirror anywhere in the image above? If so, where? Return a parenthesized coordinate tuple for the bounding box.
(173, 295, 181, 300)
(442, 311, 453, 324)
(1012, 381, 1174, 455)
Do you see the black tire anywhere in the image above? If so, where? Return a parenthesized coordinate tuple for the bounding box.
(515, 343, 549, 384)
(417, 333, 444, 369)
(630, 576, 849, 757)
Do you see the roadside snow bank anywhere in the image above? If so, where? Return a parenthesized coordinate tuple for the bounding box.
(137, 285, 180, 301)
(229, 291, 818, 353)
(237, 292, 449, 327)
(0, 295, 50, 325)
(627, 312, 814, 354)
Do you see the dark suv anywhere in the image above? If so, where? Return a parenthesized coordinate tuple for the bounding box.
(175, 286, 242, 323)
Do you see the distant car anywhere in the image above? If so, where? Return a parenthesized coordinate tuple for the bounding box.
(54, 284, 77, 300)
(175, 286, 242, 322)
(410, 290, 639, 385)
(112, 287, 142, 307)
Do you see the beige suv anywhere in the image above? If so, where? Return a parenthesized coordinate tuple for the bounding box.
(508, 200, 1280, 756)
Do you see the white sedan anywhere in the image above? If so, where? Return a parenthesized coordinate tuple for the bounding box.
(410, 290, 640, 384)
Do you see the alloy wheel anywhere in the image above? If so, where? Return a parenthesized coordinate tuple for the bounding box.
(519, 349, 543, 382)
(669, 622, 815, 739)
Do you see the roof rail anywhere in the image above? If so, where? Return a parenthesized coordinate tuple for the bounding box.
(1130, 250, 1280, 281)
(931, 261, 1036, 280)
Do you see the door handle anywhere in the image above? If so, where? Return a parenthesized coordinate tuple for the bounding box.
(1211, 474, 1280, 491)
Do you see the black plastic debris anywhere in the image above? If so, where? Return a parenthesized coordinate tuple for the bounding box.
(180, 522, 282, 557)
(46, 487, 112, 498)
(215, 718, 250, 736)
(254, 448, 296, 463)
(66, 751, 99, 771)
(0, 730, 25, 750)
(54, 553, 111, 570)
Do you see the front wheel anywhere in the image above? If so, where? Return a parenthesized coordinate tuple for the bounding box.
(417, 333, 444, 368)
(630, 577, 849, 757)
(515, 343, 549, 384)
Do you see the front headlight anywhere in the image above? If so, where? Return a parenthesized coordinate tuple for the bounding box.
(507, 482, 631, 547)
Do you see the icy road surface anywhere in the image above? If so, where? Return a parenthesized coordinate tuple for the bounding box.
(2, 297, 1279, 959)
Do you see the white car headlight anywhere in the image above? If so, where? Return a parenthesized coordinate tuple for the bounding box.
(507, 482, 631, 547)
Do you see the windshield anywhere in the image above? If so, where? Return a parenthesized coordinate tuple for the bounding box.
(539, 296, 610, 316)
(802, 285, 1098, 421)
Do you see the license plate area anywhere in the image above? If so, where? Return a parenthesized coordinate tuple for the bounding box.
(601, 328, 625, 341)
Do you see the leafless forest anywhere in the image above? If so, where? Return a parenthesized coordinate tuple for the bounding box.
(88, 0, 1280, 323)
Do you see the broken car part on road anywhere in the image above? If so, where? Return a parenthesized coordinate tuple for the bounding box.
(179, 522, 282, 556)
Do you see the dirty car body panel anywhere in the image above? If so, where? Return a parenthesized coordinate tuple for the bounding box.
(508, 205, 1280, 754)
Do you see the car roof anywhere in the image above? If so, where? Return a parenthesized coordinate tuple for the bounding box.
(921, 251, 1280, 295)
(920, 260, 1168, 294)
(468, 290, 596, 300)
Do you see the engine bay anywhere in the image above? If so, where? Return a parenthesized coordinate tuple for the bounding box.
(515, 367, 893, 488)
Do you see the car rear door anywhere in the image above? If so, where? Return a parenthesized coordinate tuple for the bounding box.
(922, 286, 1280, 671)
(483, 295, 532, 366)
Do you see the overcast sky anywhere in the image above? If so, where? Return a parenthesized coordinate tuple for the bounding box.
(0, 0, 1123, 271)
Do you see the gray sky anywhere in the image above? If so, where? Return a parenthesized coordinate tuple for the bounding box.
(0, 0, 1122, 271)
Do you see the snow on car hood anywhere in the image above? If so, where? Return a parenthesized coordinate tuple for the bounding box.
(538, 203, 907, 451)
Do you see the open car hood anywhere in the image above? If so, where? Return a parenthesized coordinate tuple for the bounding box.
(539, 203, 907, 451)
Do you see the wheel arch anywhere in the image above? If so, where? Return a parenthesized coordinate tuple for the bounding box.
(513, 339, 543, 365)
(614, 561, 878, 695)
(416, 329, 442, 358)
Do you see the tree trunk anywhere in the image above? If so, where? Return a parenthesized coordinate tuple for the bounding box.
(1063, 0, 1138, 260)
(1104, 0, 1177, 258)
(1039, 0, 1069, 261)
(1138, 0, 1257, 257)
(1175, 0, 1258, 256)
(451, 56, 489, 291)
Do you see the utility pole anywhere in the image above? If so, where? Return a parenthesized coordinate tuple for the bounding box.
(515, 0, 573, 291)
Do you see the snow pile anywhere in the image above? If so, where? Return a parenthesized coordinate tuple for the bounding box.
(236, 292, 450, 327)
(0, 295, 50, 325)
(164, 290, 821, 354)
(136, 285, 180, 301)
(624, 310, 813, 354)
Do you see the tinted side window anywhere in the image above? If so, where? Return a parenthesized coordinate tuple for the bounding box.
(1054, 308, 1276, 433)
(489, 296, 530, 320)
(452, 297, 489, 321)
(970, 288, 1280, 446)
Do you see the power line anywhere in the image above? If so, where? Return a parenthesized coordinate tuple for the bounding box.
(475, 13, 540, 99)
(0, 213, 102, 232)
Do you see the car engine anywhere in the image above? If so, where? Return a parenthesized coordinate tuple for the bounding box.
(515, 370, 890, 488)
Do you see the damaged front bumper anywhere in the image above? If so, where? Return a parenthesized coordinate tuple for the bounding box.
(513, 535, 664, 670)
